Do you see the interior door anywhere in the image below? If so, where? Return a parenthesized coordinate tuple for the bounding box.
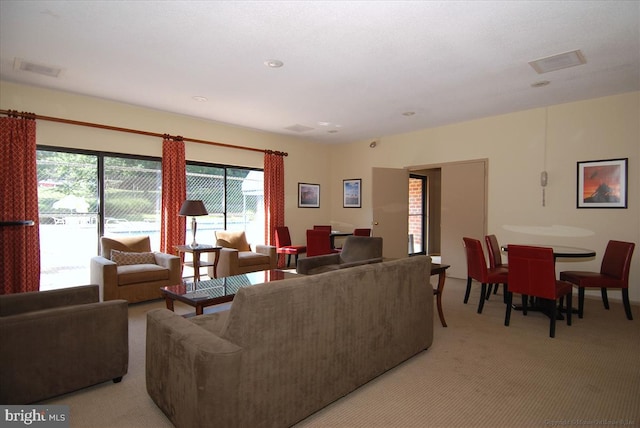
(372, 167, 409, 259)
(440, 160, 487, 278)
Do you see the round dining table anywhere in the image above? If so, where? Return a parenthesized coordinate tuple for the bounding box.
(501, 245, 595, 259)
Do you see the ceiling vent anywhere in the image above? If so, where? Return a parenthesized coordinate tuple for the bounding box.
(529, 50, 586, 74)
(13, 58, 62, 78)
(285, 124, 315, 133)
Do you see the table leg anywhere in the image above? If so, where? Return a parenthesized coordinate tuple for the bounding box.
(193, 250, 201, 282)
(435, 271, 447, 327)
(164, 296, 175, 312)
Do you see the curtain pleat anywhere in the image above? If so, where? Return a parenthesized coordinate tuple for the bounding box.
(0, 117, 40, 294)
(160, 138, 186, 254)
(264, 152, 285, 267)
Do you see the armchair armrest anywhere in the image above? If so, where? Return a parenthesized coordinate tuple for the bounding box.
(154, 252, 182, 283)
(90, 256, 118, 301)
(211, 247, 240, 277)
(0, 285, 99, 317)
(255, 244, 277, 269)
(296, 253, 342, 275)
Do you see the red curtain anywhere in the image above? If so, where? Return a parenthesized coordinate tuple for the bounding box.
(160, 137, 186, 254)
(0, 116, 40, 294)
(264, 152, 285, 267)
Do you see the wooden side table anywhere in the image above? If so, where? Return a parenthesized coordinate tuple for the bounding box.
(431, 263, 450, 327)
(175, 244, 221, 281)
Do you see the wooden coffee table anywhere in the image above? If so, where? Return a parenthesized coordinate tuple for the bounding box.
(161, 269, 297, 316)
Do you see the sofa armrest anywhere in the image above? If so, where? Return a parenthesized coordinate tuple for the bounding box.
(296, 253, 342, 275)
(255, 245, 277, 269)
(0, 285, 99, 317)
(338, 257, 383, 269)
(90, 256, 118, 301)
(0, 299, 129, 404)
(146, 309, 243, 427)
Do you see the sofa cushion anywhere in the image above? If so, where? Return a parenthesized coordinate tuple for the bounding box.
(117, 264, 169, 285)
(238, 251, 270, 267)
(111, 250, 156, 266)
(215, 231, 251, 252)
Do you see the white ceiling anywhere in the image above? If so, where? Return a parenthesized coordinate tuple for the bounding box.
(1, 1, 639, 144)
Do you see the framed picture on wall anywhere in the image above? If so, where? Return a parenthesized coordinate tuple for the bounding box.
(577, 158, 627, 208)
(298, 183, 320, 208)
(343, 179, 361, 208)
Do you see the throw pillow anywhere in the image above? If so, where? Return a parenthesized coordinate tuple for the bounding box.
(216, 239, 233, 248)
(215, 231, 251, 251)
(111, 250, 156, 266)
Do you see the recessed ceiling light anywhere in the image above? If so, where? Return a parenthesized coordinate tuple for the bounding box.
(328, 130, 339, 134)
(264, 59, 284, 68)
(192, 96, 208, 102)
(318, 121, 330, 126)
(402, 111, 416, 117)
(531, 81, 551, 88)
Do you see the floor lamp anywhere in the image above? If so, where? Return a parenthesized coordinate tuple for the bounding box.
(179, 200, 208, 247)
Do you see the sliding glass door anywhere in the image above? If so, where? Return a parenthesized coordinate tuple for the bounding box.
(37, 147, 264, 289)
(37, 149, 99, 290)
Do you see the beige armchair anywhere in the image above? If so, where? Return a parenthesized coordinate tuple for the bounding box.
(207, 230, 276, 278)
(0, 285, 128, 404)
(90, 235, 181, 303)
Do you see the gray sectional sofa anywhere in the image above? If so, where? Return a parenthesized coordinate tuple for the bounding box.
(146, 255, 433, 428)
(296, 235, 383, 275)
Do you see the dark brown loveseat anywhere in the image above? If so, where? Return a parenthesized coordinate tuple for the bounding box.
(0, 285, 128, 404)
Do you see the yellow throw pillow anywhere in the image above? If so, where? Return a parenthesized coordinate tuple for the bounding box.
(215, 231, 251, 251)
(111, 250, 156, 266)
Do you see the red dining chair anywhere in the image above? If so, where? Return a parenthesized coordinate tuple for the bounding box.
(274, 226, 307, 268)
(506, 245, 572, 338)
(462, 237, 508, 314)
(313, 225, 332, 232)
(560, 240, 635, 320)
(485, 234, 508, 298)
(353, 228, 371, 237)
(306, 229, 338, 257)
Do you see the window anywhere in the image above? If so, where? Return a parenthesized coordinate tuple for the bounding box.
(409, 175, 425, 255)
(37, 146, 263, 289)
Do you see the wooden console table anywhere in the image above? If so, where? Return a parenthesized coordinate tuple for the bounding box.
(431, 263, 450, 327)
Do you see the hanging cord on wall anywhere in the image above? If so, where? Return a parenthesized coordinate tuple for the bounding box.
(0, 109, 288, 156)
(541, 108, 548, 207)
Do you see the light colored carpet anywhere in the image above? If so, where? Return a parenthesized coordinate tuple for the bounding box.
(43, 278, 640, 428)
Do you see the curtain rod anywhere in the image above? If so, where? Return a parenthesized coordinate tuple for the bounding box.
(0, 109, 288, 157)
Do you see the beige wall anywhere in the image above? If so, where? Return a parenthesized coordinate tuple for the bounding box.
(2, 81, 639, 303)
(329, 92, 639, 302)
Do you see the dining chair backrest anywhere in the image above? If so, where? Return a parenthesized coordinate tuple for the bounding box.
(600, 240, 635, 285)
(275, 226, 292, 248)
(306, 229, 333, 257)
(484, 234, 504, 268)
(313, 225, 332, 232)
(463, 237, 489, 282)
(507, 245, 557, 300)
(353, 228, 371, 237)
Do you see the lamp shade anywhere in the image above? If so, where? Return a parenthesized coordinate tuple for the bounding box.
(179, 200, 208, 216)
